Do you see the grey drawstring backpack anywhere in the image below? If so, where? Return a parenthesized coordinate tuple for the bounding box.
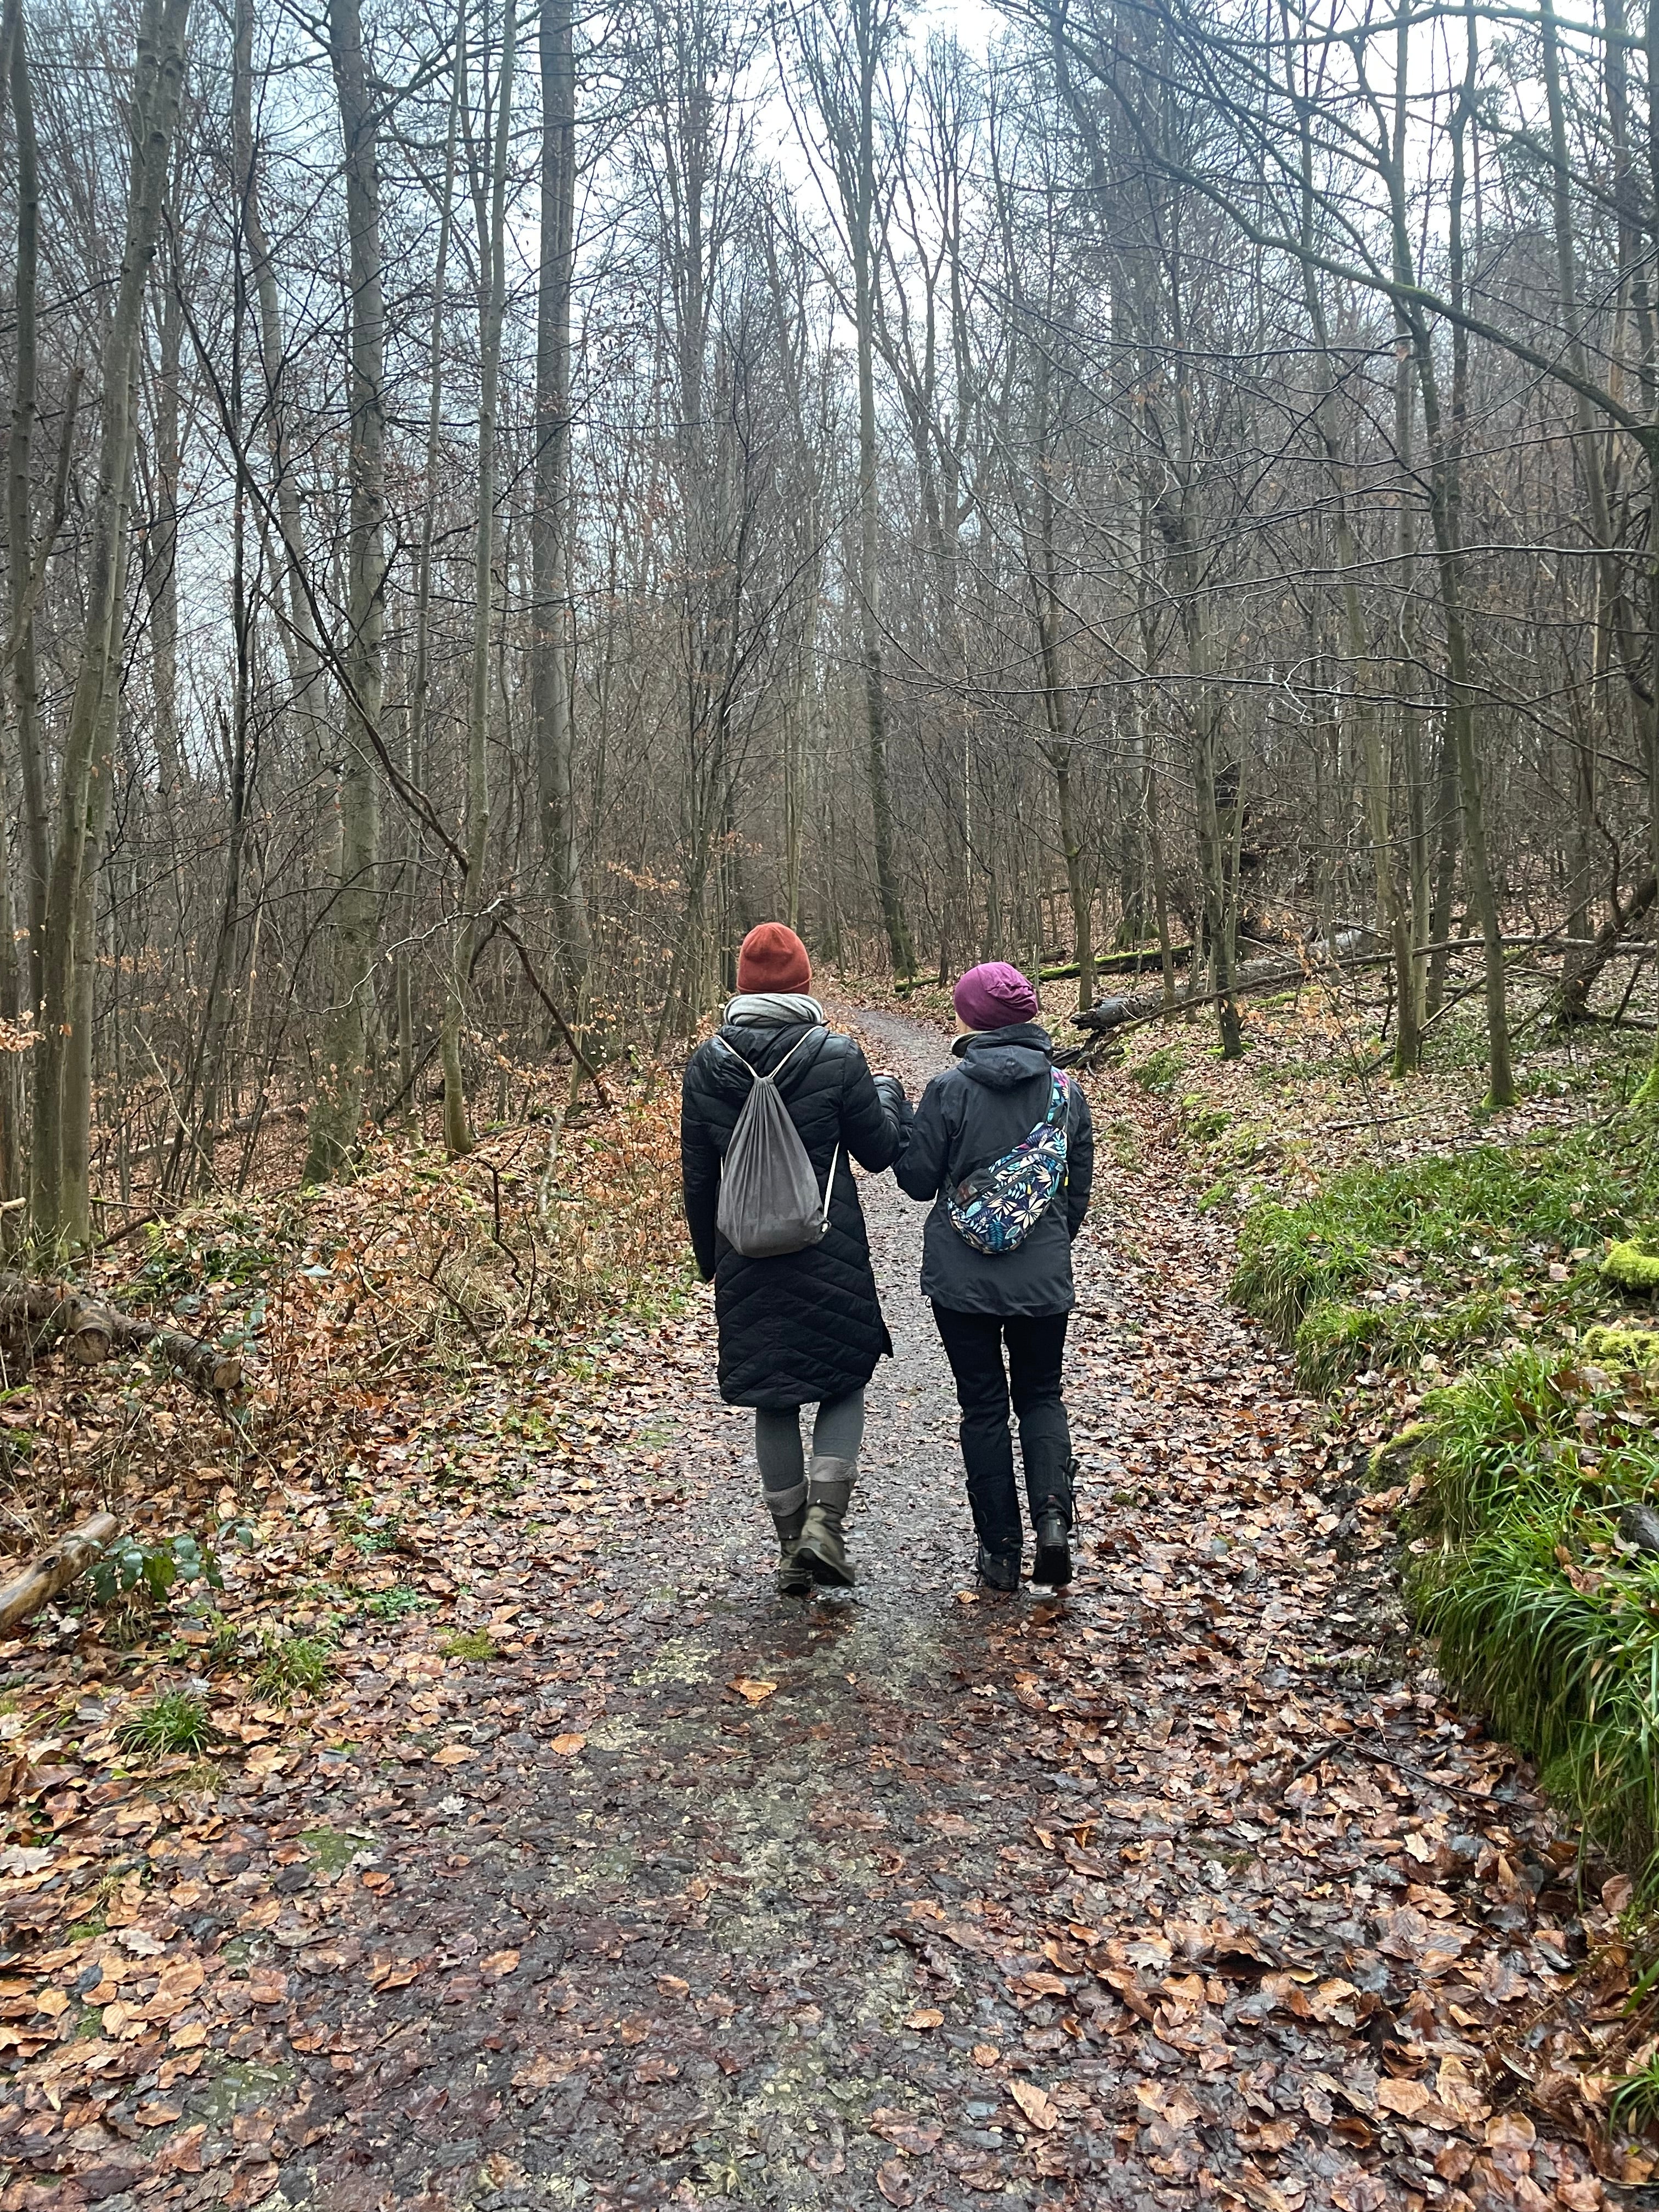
(713, 1030, 840, 1259)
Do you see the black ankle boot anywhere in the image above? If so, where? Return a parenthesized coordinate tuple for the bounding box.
(1032, 1459, 1076, 1587)
(977, 1543, 1022, 1592)
(1032, 1511, 1071, 1587)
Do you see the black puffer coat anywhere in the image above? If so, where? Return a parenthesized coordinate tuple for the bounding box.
(681, 1010, 910, 1408)
(894, 1023, 1094, 1316)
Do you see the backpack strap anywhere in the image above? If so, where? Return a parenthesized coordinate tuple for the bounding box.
(712, 1029, 841, 1225)
(712, 1026, 822, 1086)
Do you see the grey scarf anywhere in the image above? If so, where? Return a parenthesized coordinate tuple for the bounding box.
(724, 992, 825, 1029)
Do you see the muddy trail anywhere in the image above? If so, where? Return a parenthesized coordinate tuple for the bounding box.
(4, 1011, 1619, 2212)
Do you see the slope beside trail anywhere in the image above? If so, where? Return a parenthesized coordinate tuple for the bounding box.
(7, 1008, 1617, 2212)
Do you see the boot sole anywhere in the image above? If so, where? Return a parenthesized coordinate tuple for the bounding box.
(798, 1543, 855, 1589)
(1032, 1541, 1072, 1587)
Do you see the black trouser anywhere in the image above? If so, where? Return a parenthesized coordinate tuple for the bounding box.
(932, 1305, 1073, 1559)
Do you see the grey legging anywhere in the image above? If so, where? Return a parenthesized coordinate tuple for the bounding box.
(754, 1386, 866, 1514)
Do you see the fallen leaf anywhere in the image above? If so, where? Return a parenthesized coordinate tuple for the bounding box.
(876, 2159, 915, 2207)
(871, 2109, 944, 2156)
(432, 1742, 475, 1767)
(972, 2043, 1000, 2067)
(1329, 2179, 1387, 2212)
(134, 2102, 183, 2128)
(550, 1733, 586, 1756)
(1485, 2110, 1536, 2149)
(246, 1969, 289, 2007)
(904, 2006, 944, 2030)
(1375, 2076, 1431, 2119)
(729, 1678, 777, 1704)
(480, 1949, 520, 1979)
(1009, 2080, 1058, 2132)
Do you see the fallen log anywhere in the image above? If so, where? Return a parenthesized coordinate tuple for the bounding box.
(1073, 933, 1366, 1036)
(0, 1273, 241, 1401)
(1554, 872, 1657, 1028)
(0, 1512, 119, 1638)
(1034, 943, 1195, 985)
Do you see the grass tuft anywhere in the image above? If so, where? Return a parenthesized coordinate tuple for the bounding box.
(252, 1630, 334, 1702)
(116, 1690, 212, 1758)
(1406, 1348, 1659, 1883)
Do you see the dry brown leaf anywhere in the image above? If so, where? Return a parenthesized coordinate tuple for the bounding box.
(904, 2006, 944, 2030)
(729, 1678, 777, 1704)
(876, 2159, 915, 2207)
(432, 1742, 475, 1767)
(1009, 2080, 1058, 2132)
(480, 1949, 520, 1978)
(550, 1733, 586, 1755)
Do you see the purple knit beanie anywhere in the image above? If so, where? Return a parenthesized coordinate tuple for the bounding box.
(953, 961, 1040, 1031)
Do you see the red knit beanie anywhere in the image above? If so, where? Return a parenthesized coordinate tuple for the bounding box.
(736, 922, 812, 994)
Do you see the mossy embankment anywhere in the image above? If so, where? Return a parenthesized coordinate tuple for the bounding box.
(1218, 1081, 1659, 1888)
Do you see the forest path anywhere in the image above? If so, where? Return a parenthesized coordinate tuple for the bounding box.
(261, 1009, 1595, 2212)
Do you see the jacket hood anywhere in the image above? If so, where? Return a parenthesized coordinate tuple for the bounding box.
(954, 1022, 1054, 1091)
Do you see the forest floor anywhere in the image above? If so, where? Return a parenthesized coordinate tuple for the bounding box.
(1, 1002, 1652, 2211)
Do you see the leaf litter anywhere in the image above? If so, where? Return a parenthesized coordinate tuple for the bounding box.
(0, 1006, 1647, 2208)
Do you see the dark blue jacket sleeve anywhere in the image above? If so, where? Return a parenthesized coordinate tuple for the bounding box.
(1066, 1085, 1094, 1240)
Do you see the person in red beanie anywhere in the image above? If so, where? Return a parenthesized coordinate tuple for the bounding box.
(680, 925, 910, 1592)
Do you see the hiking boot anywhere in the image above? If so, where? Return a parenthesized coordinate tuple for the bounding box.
(977, 1543, 1022, 1592)
(795, 1457, 855, 1588)
(1032, 1510, 1072, 1587)
(770, 1503, 812, 1597)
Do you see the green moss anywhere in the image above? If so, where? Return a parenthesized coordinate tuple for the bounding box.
(301, 1825, 362, 1875)
(438, 1629, 497, 1662)
(1605, 1237, 1659, 1293)
(1582, 1325, 1659, 1372)
(1366, 1420, 1434, 1486)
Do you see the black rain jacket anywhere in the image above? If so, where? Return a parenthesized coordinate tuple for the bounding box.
(681, 1012, 910, 1408)
(894, 1023, 1094, 1316)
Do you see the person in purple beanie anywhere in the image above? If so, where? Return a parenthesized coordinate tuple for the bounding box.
(894, 963, 1094, 1590)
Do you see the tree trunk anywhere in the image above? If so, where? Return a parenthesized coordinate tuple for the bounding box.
(442, 0, 513, 1159)
(8, 0, 44, 1015)
(305, 0, 386, 1182)
(532, 0, 592, 1001)
(30, 0, 190, 1245)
